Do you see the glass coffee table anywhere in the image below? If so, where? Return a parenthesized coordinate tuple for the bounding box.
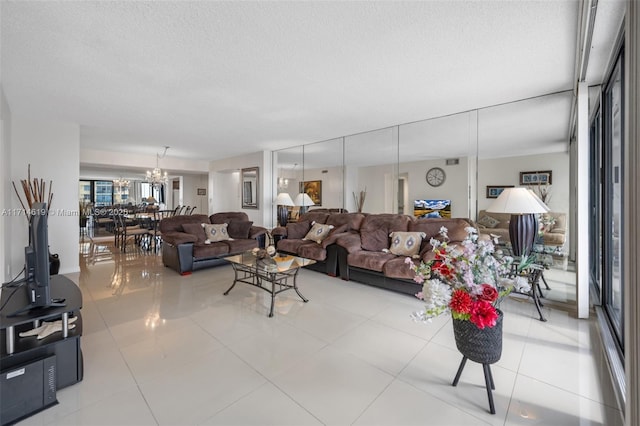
(222, 251, 316, 317)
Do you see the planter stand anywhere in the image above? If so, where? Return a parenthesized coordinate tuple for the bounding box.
(452, 356, 497, 414)
(451, 310, 503, 415)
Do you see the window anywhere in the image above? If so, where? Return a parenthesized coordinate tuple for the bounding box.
(602, 51, 624, 349)
(591, 46, 625, 354)
(94, 181, 114, 207)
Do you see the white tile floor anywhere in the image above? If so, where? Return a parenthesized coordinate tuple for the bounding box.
(19, 241, 624, 425)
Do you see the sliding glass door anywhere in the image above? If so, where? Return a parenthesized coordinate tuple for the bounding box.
(591, 46, 624, 353)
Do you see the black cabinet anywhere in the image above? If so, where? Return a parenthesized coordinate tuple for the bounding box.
(1, 275, 83, 423)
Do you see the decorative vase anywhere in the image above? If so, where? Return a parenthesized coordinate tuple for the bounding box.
(452, 310, 503, 364)
(451, 309, 503, 414)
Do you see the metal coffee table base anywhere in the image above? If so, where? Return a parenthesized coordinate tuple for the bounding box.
(224, 263, 308, 317)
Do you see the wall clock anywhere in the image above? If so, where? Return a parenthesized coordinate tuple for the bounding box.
(426, 167, 446, 187)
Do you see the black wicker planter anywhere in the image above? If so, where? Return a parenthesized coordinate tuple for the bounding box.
(451, 310, 503, 414)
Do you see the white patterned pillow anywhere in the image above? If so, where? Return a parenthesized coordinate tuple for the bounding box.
(387, 232, 426, 257)
(202, 223, 230, 243)
(303, 222, 334, 243)
(477, 215, 500, 229)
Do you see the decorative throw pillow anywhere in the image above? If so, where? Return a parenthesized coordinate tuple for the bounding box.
(477, 215, 500, 229)
(387, 231, 426, 257)
(227, 220, 253, 239)
(182, 223, 207, 244)
(202, 223, 230, 243)
(303, 223, 335, 243)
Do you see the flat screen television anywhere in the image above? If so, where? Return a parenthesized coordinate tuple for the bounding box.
(8, 202, 64, 316)
(25, 202, 52, 307)
(413, 199, 452, 218)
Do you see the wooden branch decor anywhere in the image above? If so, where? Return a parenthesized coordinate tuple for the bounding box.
(12, 164, 53, 222)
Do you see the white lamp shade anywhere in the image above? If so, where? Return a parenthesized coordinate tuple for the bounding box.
(275, 192, 295, 206)
(486, 187, 549, 214)
(294, 193, 315, 207)
(527, 189, 551, 212)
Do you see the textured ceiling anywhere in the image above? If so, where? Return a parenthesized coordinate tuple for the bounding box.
(1, 0, 582, 165)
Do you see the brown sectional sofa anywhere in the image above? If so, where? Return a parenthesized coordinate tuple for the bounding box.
(272, 211, 366, 275)
(161, 212, 267, 275)
(336, 215, 474, 295)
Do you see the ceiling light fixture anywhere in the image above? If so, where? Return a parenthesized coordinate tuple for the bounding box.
(147, 146, 169, 189)
(113, 177, 130, 189)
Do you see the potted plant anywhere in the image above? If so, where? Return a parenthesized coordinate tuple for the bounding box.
(407, 226, 530, 414)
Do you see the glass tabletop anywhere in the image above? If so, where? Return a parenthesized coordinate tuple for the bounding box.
(223, 251, 316, 273)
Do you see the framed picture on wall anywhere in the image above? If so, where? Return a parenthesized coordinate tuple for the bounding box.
(300, 180, 322, 206)
(197, 188, 206, 196)
(486, 185, 514, 199)
(519, 170, 552, 185)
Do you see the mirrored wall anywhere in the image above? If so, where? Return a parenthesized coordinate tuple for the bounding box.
(273, 91, 574, 293)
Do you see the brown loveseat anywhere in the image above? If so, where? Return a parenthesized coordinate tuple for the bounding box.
(336, 214, 474, 295)
(271, 211, 366, 275)
(161, 212, 267, 275)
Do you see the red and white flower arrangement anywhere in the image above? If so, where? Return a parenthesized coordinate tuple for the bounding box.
(408, 226, 530, 329)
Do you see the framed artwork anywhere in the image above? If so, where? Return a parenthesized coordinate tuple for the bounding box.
(486, 185, 514, 199)
(300, 180, 322, 206)
(197, 188, 206, 196)
(519, 170, 552, 185)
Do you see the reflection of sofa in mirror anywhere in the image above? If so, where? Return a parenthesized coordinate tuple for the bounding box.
(161, 212, 267, 275)
(335, 214, 474, 295)
(476, 210, 567, 250)
(272, 211, 364, 276)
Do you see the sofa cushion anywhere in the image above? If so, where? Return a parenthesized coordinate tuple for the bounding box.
(193, 242, 229, 259)
(297, 243, 329, 261)
(227, 220, 254, 239)
(477, 214, 500, 228)
(210, 212, 249, 224)
(326, 213, 366, 232)
(277, 239, 314, 254)
(409, 218, 474, 253)
(182, 223, 207, 244)
(383, 257, 419, 279)
(387, 231, 426, 257)
(347, 251, 397, 272)
(203, 223, 230, 243)
(303, 223, 334, 243)
(159, 214, 210, 234)
(225, 238, 259, 253)
(298, 212, 330, 225)
(286, 220, 311, 240)
(360, 214, 412, 252)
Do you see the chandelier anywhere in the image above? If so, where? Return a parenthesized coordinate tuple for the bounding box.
(146, 146, 169, 189)
(113, 177, 130, 189)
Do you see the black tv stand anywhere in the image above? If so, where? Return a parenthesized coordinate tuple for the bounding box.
(6, 300, 67, 318)
(1, 275, 83, 424)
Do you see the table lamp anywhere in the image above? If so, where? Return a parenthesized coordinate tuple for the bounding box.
(294, 193, 315, 215)
(275, 193, 295, 227)
(486, 187, 550, 257)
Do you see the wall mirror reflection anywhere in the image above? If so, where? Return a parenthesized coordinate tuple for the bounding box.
(241, 167, 259, 209)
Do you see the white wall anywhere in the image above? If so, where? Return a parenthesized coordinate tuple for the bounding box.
(209, 151, 271, 226)
(477, 152, 570, 214)
(296, 166, 344, 209)
(10, 116, 80, 275)
(400, 158, 470, 218)
(81, 148, 209, 174)
(181, 174, 208, 215)
(1, 86, 11, 283)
